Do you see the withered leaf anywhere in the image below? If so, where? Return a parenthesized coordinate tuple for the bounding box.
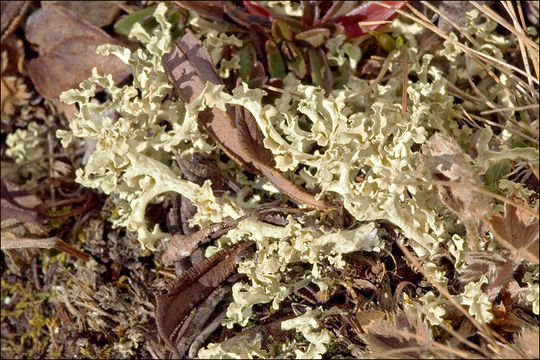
(486, 200, 539, 264)
(175, 286, 230, 358)
(1, 180, 44, 224)
(358, 310, 433, 358)
(174, 1, 235, 24)
(42, 1, 124, 28)
(419, 133, 493, 224)
(162, 216, 240, 266)
(1, 1, 30, 42)
(224, 3, 272, 29)
(173, 151, 234, 192)
(162, 202, 296, 266)
(156, 241, 255, 356)
(163, 30, 338, 211)
(25, 5, 131, 100)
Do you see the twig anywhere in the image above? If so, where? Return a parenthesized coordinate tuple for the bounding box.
(1, 233, 90, 261)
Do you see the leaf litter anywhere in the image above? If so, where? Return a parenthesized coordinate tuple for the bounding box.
(1, 1, 539, 359)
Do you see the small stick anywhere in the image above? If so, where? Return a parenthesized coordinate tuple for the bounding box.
(1, 234, 90, 261)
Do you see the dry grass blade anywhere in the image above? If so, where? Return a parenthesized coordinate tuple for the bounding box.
(1, 232, 90, 261)
(384, 1, 539, 88)
(469, 1, 539, 79)
(396, 241, 500, 358)
(500, 1, 536, 97)
(459, 107, 539, 145)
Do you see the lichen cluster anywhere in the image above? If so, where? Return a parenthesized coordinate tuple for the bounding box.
(54, 3, 539, 358)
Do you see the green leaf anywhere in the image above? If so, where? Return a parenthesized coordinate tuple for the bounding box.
(396, 33, 407, 48)
(238, 41, 257, 81)
(114, 4, 183, 40)
(265, 40, 286, 79)
(485, 162, 511, 187)
(376, 33, 395, 52)
(271, 19, 293, 42)
(114, 5, 159, 37)
(308, 47, 332, 93)
(282, 41, 306, 78)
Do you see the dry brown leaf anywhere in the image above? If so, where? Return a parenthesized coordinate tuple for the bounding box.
(1, 36, 30, 118)
(162, 202, 297, 266)
(0, 75, 30, 117)
(1, 35, 26, 75)
(436, 1, 478, 35)
(358, 310, 433, 358)
(0, 1, 30, 42)
(162, 216, 240, 266)
(42, 1, 124, 28)
(163, 30, 338, 211)
(24, 5, 131, 100)
(156, 241, 255, 357)
(174, 286, 231, 357)
(420, 133, 493, 223)
(419, 133, 495, 250)
(174, 151, 235, 192)
(486, 199, 539, 264)
(355, 309, 386, 332)
(1, 180, 44, 224)
(498, 326, 540, 359)
(174, 1, 235, 24)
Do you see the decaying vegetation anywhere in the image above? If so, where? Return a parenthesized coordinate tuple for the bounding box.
(1, 1, 538, 358)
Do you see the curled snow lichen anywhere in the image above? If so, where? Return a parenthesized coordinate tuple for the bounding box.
(281, 307, 343, 359)
(198, 331, 269, 359)
(6, 122, 48, 187)
(58, 3, 242, 250)
(457, 276, 494, 323)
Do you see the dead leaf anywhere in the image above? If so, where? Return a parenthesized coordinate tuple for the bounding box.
(42, 1, 124, 28)
(359, 58, 383, 79)
(485, 199, 539, 264)
(174, 151, 236, 192)
(358, 310, 433, 358)
(1, 1, 30, 42)
(419, 133, 494, 250)
(162, 216, 240, 266)
(162, 202, 296, 266)
(1, 36, 30, 119)
(1, 35, 26, 75)
(355, 309, 386, 332)
(420, 133, 493, 223)
(174, 286, 231, 357)
(1, 180, 44, 224)
(499, 326, 540, 359)
(25, 5, 131, 100)
(156, 241, 255, 357)
(174, 1, 235, 25)
(163, 30, 338, 211)
(1, 74, 30, 117)
(436, 1, 477, 35)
